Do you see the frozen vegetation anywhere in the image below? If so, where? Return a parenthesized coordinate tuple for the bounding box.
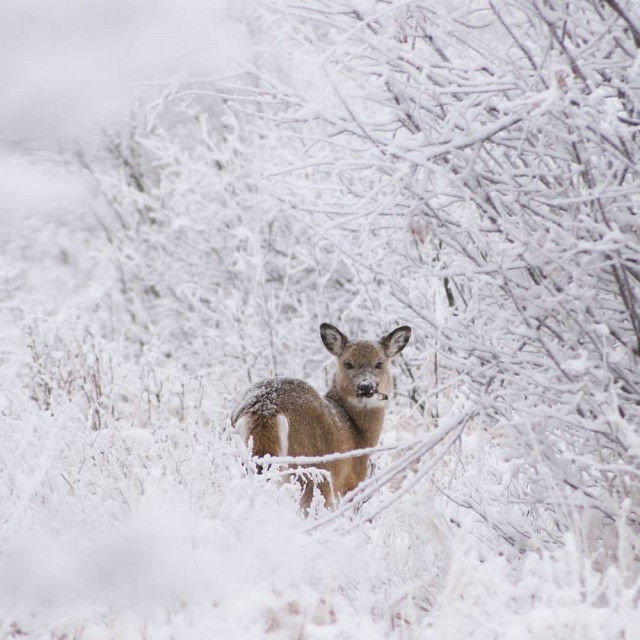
(1, 0, 639, 637)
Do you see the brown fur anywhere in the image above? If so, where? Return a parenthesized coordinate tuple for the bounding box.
(231, 323, 411, 509)
(245, 414, 285, 473)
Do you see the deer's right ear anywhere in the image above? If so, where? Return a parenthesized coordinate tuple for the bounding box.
(320, 323, 348, 356)
(380, 326, 411, 357)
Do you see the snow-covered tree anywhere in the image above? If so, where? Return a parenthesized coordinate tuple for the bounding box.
(243, 0, 640, 557)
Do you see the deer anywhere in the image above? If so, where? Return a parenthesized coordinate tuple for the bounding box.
(231, 323, 411, 510)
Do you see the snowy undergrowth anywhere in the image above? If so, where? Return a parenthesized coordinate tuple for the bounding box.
(0, 344, 441, 638)
(0, 358, 363, 637)
(1, 367, 637, 639)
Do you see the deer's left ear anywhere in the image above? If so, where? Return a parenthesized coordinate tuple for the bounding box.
(320, 323, 349, 356)
(380, 326, 411, 358)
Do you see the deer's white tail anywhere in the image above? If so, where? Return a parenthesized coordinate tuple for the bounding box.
(237, 412, 289, 462)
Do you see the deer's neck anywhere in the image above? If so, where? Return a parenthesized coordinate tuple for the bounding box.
(326, 387, 387, 449)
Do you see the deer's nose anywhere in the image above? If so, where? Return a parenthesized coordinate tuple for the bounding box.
(357, 381, 375, 396)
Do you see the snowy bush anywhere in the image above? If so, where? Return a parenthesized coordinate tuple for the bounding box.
(248, 0, 640, 558)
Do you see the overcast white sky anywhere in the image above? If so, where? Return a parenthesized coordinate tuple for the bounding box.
(0, 0, 248, 141)
(0, 0, 248, 224)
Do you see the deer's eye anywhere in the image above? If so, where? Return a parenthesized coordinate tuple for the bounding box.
(344, 361, 354, 370)
(375, 362, 383, 370)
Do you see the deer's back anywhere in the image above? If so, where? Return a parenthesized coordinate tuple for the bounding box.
(231, 377, 356, 457)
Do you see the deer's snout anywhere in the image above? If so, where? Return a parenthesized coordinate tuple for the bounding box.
(356, 380, 375, 397)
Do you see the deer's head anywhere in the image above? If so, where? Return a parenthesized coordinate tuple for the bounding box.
(320, 323, 411, 408)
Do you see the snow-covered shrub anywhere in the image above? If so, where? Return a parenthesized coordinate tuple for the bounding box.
(248, 0, 640, 569)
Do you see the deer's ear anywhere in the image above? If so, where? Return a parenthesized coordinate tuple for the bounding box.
(320, 323, 349, 356)
(380, 326, 411, 358)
